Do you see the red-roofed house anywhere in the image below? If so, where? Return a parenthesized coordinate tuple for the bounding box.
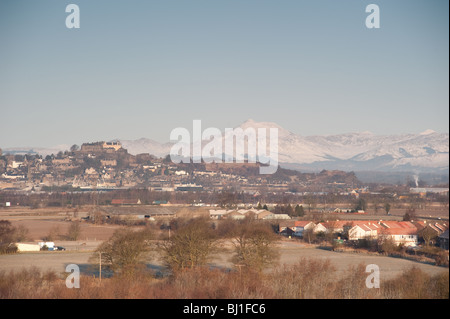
(380, 221, 418, 246)
(348, 221, 382, 241)
(320, 220, 354, 234)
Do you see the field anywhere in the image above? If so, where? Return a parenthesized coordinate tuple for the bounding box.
(0, 205, 448, 282)
(0, 238, 447, 282)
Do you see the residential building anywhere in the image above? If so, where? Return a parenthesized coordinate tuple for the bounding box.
(438, 230, 449, 250)
(293, 221, 316, 237)
(348, 221, 382, 241)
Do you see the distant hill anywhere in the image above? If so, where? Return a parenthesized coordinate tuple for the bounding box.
(1, 145, 70, 157)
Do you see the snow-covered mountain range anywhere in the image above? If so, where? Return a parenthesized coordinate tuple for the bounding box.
(3, 119, 448, 174)
(120, 119, 449, 173)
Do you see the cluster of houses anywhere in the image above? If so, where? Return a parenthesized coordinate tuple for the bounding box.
(208, 209, 449, 249)
(210, 209, 291, 220)
(1, 141, 316, 194)
(278, 219, 449, 248)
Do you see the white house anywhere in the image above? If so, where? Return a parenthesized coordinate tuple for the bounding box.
(348, 222, 381, 240)
(313, 223, 328, 234)
(347, 221, 419, 246)
(380, 221, 418, 247)
(384, 232, 418, 247)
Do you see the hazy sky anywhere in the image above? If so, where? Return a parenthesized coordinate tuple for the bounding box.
(0, 0, 448, 148)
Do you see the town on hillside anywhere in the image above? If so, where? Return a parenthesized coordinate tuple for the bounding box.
(0, 141, 373, 194)
(1, 141, 448, 248)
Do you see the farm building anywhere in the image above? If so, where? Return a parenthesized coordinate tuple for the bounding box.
(15, 243, 40, 252)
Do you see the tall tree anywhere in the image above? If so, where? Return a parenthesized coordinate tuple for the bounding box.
(384, 203, 391, 215)
(294, 204, 305, 217)
(70, 144, 80, 152)
(355, 198, 367, 211)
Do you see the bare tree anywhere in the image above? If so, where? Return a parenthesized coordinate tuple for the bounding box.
(160, 218, 218, 272)
(420, 226, 438, 247)
(94, 228, 153, 277)
(231, 220, 279, 272)
(43, 226, 61, 242)
(66, 221, 81, 241)
(13, 224, 29, 242)
(0, 220, 17, 254)
(303, 228, 316, 244)
(324, 219, 340, 244)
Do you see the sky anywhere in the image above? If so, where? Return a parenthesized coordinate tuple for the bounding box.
(0, 0, 448, 148)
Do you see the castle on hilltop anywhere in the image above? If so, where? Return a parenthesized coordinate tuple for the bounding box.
(80, 141, 123, 153)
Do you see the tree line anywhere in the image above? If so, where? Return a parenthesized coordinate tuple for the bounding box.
(91, 217, 279, 277)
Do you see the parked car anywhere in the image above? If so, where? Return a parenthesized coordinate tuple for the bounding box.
(54, 246, 66, 251)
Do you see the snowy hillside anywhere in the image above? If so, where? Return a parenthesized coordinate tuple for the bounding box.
(117, 119, 449, 172)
